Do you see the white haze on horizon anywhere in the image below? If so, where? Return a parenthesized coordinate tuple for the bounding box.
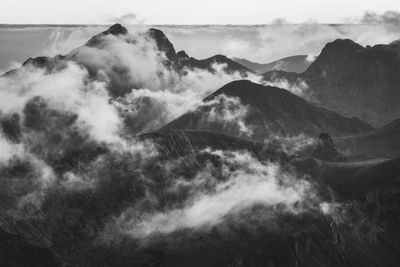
(1, 9, 400, 73)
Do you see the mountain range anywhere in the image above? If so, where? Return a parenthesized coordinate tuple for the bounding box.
(162, 80, 372, 139)
(0, 24, 400, 267)
(233, 55, 311, 74)
(263, 39, 400, 127)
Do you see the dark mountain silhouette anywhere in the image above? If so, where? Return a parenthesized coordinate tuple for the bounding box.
(162, 80, 373, 139)
(147, 28, 178, 62)
(85, 23, 128, 47)
(234, 55, 311, 74)
(177, 50, 189, 59)
(263, 38, 400, 127)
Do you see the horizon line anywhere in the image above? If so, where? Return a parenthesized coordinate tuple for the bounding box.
(0, 23, 371, 28)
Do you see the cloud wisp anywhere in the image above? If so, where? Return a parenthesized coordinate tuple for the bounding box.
(105, 149, 322, 240)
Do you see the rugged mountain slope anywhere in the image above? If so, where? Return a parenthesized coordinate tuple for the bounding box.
(263, 39, 400, 127)
(140, 130, 287, 162)
(335, 118, 400, 160)
(1, 24, 400, 267)
(162, 80, 373, 140)
(234, 55, 311, 74)
(0, 116, 399, 267)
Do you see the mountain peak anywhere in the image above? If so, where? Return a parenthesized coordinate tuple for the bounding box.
(305, 38, 364, 77)
(177, 50, 189, 59)
(320, 38, 364, 57)
(85, 23, 128, 47)
(164, 79, 373, 139)
(147, 28, 177, 61)
(104, 23, 128, 36)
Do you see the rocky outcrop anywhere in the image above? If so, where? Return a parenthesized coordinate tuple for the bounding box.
(147, 28, 178, 62)
(312, 133, 347, 162)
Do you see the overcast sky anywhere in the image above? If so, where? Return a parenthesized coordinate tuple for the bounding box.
(1, 0, 399, 24)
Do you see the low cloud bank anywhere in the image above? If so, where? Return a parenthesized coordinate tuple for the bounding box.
(105, 149, 320, 240)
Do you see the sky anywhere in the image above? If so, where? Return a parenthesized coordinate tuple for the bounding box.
(1, 1, 400, 73)
(0, 0, 400, 24)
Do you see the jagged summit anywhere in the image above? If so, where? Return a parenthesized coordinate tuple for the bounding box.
(147, 28, 177, 61)
(177, 50, 189, 59)
(104, 23, 128, 36)
(85, 23, 128, 47)
(298, 37, 400, 126)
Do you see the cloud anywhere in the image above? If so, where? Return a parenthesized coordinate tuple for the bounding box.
(199, 94, 253, 137)
(42, 27, 106, 57)
(263, 77, 314, 101)
(0, 62, 122, 144)
(306, 54, 316, 63)
(264, 134, 316, 156)
(107, 149, 318, 239)
(0, 132, 23, 163)
(109, 12, 145, 25)
(361, 10, 400, 27)
(0, 26, 261, 230)
(0, 25, 339, 255)
(112, 62, 261, 135)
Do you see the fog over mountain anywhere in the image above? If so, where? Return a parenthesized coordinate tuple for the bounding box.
(1, 10, 400, 267)
(233, 55, 312, 74)
(2, 17, 400, 73)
